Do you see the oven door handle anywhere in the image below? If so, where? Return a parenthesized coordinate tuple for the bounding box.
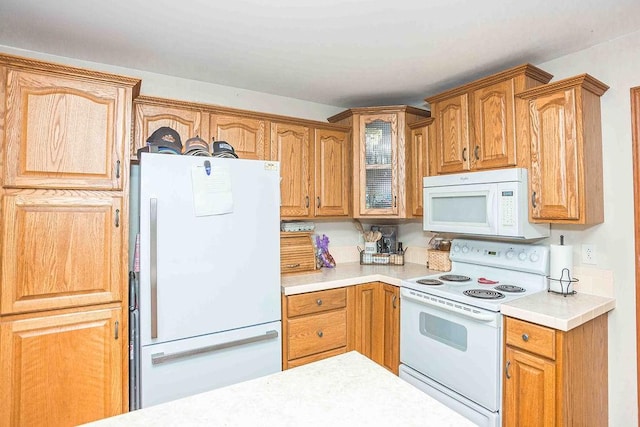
(402, 290, 497, 323)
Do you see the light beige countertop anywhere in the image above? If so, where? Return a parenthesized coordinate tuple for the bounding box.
(282, 262, 616, 331)
(501, 291, 616, 331)
(281, 261, 434, 295)
(83, 351, 475, 427)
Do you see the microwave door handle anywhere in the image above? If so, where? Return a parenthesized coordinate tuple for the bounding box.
(487, 189, 497, 231)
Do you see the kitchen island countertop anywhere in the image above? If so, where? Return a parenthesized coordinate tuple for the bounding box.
(83, 351, 475, 427)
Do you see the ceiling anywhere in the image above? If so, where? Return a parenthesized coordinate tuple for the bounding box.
(1, 0, 639, 109)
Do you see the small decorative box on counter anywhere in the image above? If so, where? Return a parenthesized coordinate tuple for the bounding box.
(360, 251, 405, 266)
(280, 232, 317, 274)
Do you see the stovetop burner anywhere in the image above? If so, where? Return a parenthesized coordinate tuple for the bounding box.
(463, 289, 505, 299)
(416, 279, 444, 286)
(439, 274, 471, 282)
(494, 284, 525, 293)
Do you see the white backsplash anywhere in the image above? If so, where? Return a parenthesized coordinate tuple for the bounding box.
(569, 266, 615, 298)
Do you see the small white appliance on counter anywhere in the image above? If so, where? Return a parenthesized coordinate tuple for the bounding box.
(423, 168, 550, 239)
(131, 153, 282, 409)
(399, 239, 549, 427)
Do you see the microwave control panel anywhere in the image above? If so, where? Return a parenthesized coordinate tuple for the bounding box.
(500, 190, 515, 226)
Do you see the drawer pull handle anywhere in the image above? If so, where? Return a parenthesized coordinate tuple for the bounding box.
(316, 299, 323, 306)
(522, 333, 529, 342)
(317, 330, 323, 338)
(505, 361, 511, 379)
(285, 263, 300, 268)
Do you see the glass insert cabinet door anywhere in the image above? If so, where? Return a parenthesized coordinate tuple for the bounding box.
(360, 113, 398, 215)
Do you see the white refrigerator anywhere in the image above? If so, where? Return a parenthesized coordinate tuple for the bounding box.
(131, 153, 282, 409)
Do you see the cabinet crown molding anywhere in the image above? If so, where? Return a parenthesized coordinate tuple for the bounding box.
(516, 73, 610, 98)
(425, 63, 553, 104)
(0, 52, 141, 94)
(327, 105, 430, 123)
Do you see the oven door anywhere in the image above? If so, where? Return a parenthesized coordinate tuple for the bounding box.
(400, 288, 501, 412)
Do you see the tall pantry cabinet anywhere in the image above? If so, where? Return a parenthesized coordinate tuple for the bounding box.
(0, 54, 140, 427)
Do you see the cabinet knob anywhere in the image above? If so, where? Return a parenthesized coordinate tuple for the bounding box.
(462, 147, 468, 161)
(474, 145, 480, 160)
(505, 360, 511, 379)
(522, 333, 529, 342)
(316, 299, 323, 306)
(317, 330, 323, 338)
(317, 197, 321, 208)
(305, 196, 310, 208)
(115, 160, 121, 179)
(531, 192, 537, 208)
(392, 294, 397, 309)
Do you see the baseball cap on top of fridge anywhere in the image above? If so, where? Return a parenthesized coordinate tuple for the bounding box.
(146, 126, 183, 154)
(184, 135, 211, 156)
(212, 140, 238, 158)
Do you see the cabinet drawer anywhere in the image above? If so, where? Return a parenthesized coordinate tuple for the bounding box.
(287, 310, 347, 360)
(287, 288, 347, 317)
(505, 317, 556, 360)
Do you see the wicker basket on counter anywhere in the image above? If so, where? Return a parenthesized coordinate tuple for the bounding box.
(427, 249, 451, 272)
(360, 251, 405, 266)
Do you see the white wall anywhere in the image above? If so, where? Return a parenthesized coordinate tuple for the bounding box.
(2, 31, 638, 424)
(0, 45, 344, 121)
(535, 29, 640, 426)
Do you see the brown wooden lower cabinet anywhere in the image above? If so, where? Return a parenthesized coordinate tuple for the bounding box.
(0, 305, 124, 427)
(503, 315, 608, 426)
(281, 283, 400, 375)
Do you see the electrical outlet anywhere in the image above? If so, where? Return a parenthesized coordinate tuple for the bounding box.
(581, 244, 597, 264)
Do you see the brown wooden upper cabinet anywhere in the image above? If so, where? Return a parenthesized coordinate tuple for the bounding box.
(408, 118, 435, 216)
(1, 56, 140, 190)
(517, 74, 609, 225)
(133, 96, 269, 161)
(426, 64, 553, 175)
(210, 114, 268, 160)
(328, 106, 430, 218)
(273, 121, 350, 219)
(133, 97, 208, 158)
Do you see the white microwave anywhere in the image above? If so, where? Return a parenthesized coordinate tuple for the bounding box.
(423, 168, 549, 239)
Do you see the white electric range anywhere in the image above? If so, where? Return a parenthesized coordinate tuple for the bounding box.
(399, 238, 549, 427)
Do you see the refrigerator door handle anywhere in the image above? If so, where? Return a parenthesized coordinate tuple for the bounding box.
(150, 330, 279, 365)
(150, 198, 158, 339)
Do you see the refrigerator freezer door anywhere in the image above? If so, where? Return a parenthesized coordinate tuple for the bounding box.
(140, 321, 282, 408)
(139, 154, 281, 345)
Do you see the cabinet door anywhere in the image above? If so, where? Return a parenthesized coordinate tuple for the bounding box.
(434, 94, 470, 174)
(272, 122, 312, 218)
(381, 283, 400, 374)
(359, 113, 400, 216)
(352, 283, 381, 361)
(1, 191, 124, 314)
(408, 122, 432, 216)
(133, 102, 208, 158)
(472, 79, 516, 170)
(527, 89, 580, 221)
(314, 128, 350, 217)
(210, 114, 268, 160)
(4, 69, 129, 190)
(0, 307, 123, 426)
(503, 346, 556, 427)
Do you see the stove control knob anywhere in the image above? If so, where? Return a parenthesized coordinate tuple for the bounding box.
(452, 244, 461, 253)
(530, 252, 540, 263)
(461, 245, 469, 254)
(518, 251, 527, 261)
(506, 249, 515, 260)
